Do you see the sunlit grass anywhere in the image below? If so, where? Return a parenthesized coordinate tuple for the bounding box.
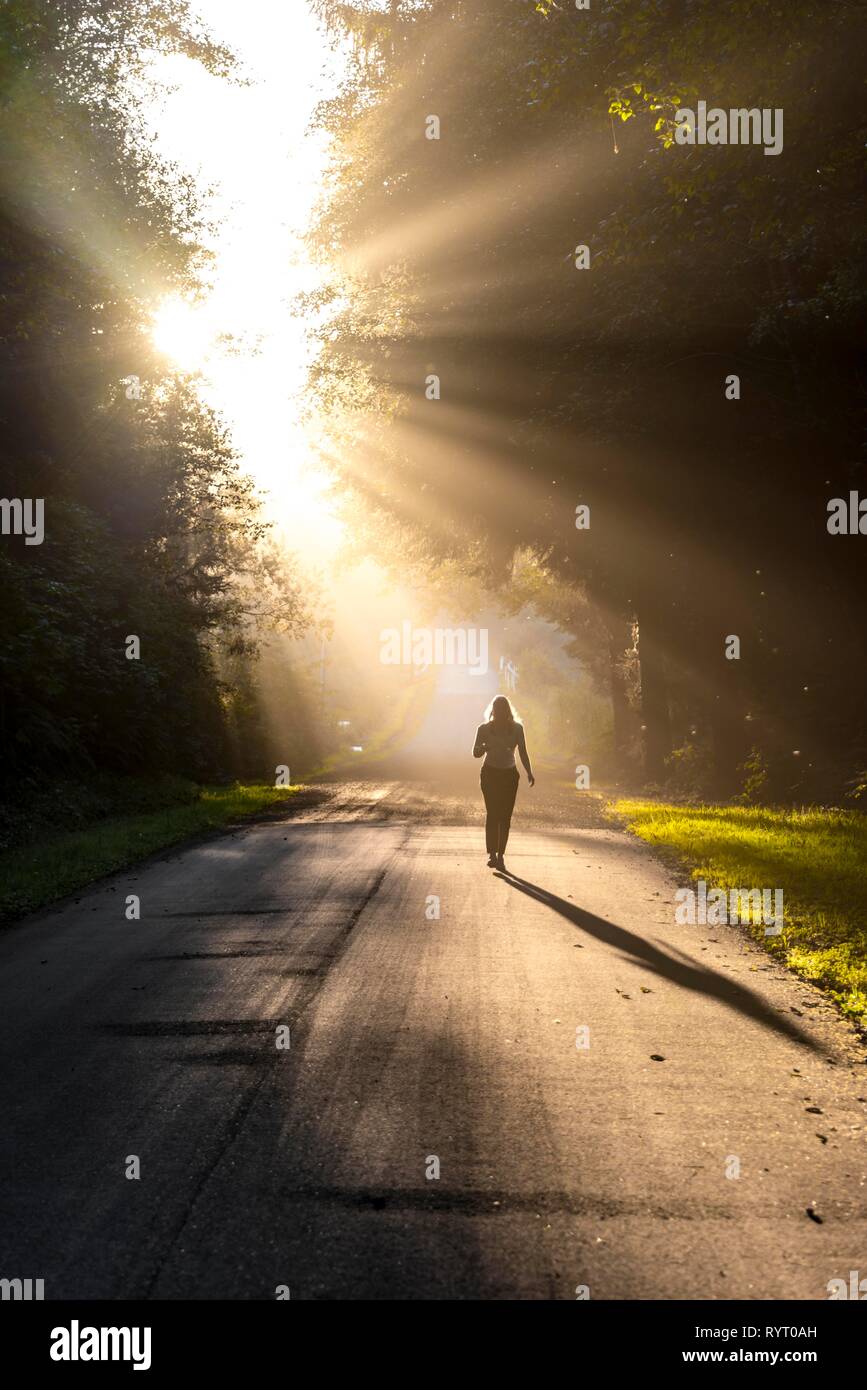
(612, 800, 867, 1029)
(0, 782, 302, 924)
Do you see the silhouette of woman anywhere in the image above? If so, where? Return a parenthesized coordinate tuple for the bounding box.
(472, 695, 534, 870)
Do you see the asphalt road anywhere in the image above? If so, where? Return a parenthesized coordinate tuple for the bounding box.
(1, 778, 865, 1300)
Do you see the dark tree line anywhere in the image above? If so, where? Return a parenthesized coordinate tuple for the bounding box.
(308, 0, 866, 800)
(0, 1, 310, 804)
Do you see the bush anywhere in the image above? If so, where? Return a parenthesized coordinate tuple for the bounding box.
(737, 747, 770, 805)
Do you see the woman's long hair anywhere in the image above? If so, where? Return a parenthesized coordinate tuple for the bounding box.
(484, 694, 520, 725)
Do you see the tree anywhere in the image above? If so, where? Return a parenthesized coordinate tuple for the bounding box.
(0, 1, 310, 792)
(308, 0, 867, 798)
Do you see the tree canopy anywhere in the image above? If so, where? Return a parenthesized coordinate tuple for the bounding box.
(307, 0, 867, 798)
(0, 1, 310, 792)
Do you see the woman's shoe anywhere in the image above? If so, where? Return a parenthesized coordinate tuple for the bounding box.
(495, 854, 506, 870)
(487, 854, 497, 868)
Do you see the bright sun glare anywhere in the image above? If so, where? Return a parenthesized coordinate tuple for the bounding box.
(151, 297, 213, 371)
(142, 0, 346, 556)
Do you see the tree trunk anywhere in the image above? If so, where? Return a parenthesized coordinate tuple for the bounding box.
(637, 610, 672, 783)
(606, 618, 638, 776)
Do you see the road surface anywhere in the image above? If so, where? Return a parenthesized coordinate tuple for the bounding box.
(1, 778, 865, 1299)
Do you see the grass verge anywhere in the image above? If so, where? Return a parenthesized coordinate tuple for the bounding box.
(0, 781, 302, 925)
(612, 799, 867, 1030)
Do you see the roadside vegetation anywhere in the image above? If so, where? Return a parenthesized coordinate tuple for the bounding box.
(613, 800, 867, 1029)
(0, 779, 301, 924)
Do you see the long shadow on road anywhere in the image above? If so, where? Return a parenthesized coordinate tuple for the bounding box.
(494, 870, 821, 1053)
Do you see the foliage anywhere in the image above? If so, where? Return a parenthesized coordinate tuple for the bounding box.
(0, 2, 311, 794)
(736, 746, 770, 805)
(663, 740, 714, 798)
(615, 798, 867, 1028)
(307, 0, 867, 799)
(0, 780, 302, 923)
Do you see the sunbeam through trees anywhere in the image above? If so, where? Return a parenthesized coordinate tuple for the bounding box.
(1, 0, 866, 1347)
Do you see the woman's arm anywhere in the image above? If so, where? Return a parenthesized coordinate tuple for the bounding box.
(517, 725, 535, 784)
(472, 725, 488, 758)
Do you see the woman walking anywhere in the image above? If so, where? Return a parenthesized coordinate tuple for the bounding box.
(472, 695, 534, 870)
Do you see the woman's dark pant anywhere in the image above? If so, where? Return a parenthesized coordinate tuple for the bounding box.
(480, 765, 520, 854)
